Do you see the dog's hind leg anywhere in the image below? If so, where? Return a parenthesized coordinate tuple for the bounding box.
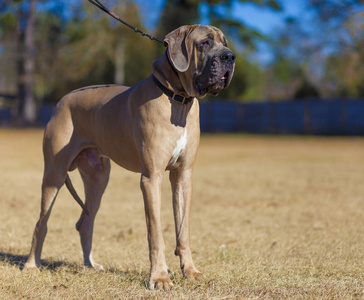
(24, 115, 82, 271)
(24, 170, 66, 270)
(75, 149, 111, 270)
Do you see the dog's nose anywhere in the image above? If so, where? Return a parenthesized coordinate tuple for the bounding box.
(220, 50, 236, 64)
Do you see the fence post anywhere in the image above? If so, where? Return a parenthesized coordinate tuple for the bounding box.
(340, 98, 347, 135)
(269, 100, 276, 134)
(236, 102, 244, 131)
(304, 99, 311, 134)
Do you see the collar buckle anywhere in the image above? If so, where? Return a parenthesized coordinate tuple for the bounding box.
(152, 75, 193, 105)
(172, 94, 187, 104)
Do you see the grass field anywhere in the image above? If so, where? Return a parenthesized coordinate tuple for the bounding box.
(0, 128, 363, 299)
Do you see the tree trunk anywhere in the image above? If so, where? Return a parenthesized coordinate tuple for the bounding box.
(114, 39, 125, 85)
(114, 0, 125, 85)
(16, 0, 37, 125)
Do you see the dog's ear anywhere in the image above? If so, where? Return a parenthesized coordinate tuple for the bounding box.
(164, 26, 192, 73)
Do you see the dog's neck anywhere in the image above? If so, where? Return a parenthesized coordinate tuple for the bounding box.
(152, 51, 191, 99)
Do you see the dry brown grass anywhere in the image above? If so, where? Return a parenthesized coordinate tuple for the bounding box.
(0, 128, 364, 299)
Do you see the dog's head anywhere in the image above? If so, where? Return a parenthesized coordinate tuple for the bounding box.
(164, 25, 235, 98)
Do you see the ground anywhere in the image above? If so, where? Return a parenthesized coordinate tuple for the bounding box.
(0, 129, 363, 299)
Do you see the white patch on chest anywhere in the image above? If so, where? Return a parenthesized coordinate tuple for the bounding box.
(170, 128, 188, 166)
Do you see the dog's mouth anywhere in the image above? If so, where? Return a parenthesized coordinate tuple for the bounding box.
(196, 70, 232, 97)
(220, 71, 230, 87)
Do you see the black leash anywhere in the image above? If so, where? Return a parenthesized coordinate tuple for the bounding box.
(88, 0, 163, 44)
(88, 0, 192, 103)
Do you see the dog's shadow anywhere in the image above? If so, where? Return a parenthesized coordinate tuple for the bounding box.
(0, 252, 149, 287)
(0, 252, 69, 271)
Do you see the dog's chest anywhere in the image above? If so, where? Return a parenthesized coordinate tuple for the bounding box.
(169, 128, 188, 167)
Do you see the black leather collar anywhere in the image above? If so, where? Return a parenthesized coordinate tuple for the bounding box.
(152, 75, 194, 105)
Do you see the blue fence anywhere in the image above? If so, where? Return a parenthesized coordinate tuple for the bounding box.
(1, 99, 364, 135)
(200, 99, 364, 135)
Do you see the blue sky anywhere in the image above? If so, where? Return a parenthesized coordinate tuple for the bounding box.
(231, 0, 307, 34)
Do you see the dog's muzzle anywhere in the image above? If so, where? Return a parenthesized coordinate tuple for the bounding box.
(195, 49, 235, 97)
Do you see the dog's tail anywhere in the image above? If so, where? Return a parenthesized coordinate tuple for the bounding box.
(65, 174, 89, 216)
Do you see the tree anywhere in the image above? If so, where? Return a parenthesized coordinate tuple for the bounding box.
(264, 17, 310, 100)
(0, 0, 159, 123)
(0, 0, 38, 124)
(156, 0, 281, 39)
(308, 0, 364, 98)
(49, 0, 157, 100)
(294, 78, 320, 100)
(263, 0, 364, 100)
(0, 6, 17, 98)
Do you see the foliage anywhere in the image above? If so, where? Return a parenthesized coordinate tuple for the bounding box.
(265, 0, 364, 100)
(294, 78, 321, 100)
(0, 0, 159, 108)
(323, 11, 364, 97)
(0, 0, 363, 120)
(41, 1, 158, 103)
(310, 0, 364, 97)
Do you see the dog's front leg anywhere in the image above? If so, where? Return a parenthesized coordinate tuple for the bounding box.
(140, 171, 173, 290)
(170, 168, 205, 281)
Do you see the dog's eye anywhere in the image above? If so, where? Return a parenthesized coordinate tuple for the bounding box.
(199, 40, 211, 50)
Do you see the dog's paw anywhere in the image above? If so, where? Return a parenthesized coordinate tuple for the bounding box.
(84, 261, 104, 271)
(148, 271, 173, 290)
(92, 262, 104, 271)
(183, 267, 206, 281)
(22, 263, 40, 273)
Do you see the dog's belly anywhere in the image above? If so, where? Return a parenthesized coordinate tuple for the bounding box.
(85, 122, 142, 173)
(98, 143, 142, 173)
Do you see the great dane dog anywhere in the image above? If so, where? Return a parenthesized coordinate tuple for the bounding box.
(24, 24, 235, 290)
